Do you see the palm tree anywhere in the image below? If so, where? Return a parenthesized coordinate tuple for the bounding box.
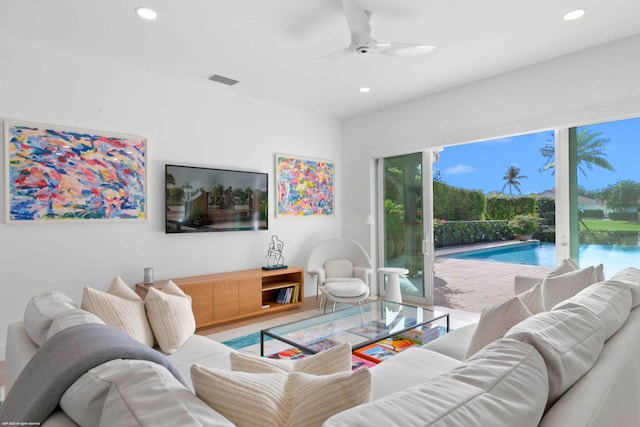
(539, 128, 615, 176)
(502, 165, 527, 196)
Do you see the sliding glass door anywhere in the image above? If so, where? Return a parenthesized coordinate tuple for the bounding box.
(570, 116, 640, 278)
(378, 152, 434, 305)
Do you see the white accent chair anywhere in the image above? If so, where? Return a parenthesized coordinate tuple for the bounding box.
(306, 239, 374, 315)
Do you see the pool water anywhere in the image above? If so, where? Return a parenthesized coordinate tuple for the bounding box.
(443, 242, 640, 278)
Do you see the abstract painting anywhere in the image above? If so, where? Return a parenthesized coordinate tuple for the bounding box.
(4, 120, 146, 222)
(275, 154, 334, 216)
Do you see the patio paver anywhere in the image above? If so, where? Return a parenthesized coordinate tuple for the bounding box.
(433, 257, 554, 313)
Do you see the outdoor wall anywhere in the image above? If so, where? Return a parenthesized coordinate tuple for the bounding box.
(342, 34, 640, 261)
(0, 36, 342, 358)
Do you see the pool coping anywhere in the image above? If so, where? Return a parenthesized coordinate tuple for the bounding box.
(434, 239, 540, 257)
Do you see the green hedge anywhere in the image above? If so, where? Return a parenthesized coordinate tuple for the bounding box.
(579, 230, 639, 245)
(485, 195, 536, 220)
(609, 212, 638, 221)
(434, 220, 512, 248)
(433, 181, 485, 221)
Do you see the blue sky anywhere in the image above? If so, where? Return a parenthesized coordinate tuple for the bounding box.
(436, 116, 640, 194)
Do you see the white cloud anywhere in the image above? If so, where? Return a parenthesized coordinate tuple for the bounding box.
(445, 164, 475, 174)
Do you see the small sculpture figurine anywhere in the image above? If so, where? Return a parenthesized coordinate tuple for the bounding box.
(263, 235, 287, 270)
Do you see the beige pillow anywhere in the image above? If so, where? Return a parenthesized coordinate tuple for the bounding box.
(145, 281, 195, 354)
(464, 297, 531, 359)
(191, 364, 371, 427)
(541, 266, 596, 310)
(517, 282, 544, 314)
(81, 276, 154, 347)
(230, 342, 352, 375)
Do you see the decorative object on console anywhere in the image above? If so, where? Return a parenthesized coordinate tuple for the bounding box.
(263, 234, 287, 270)
(275, 154, 334, 216)
(4, 120, 146, 223)
(165, 164, 268, 233)
(143, 267, 154, 284)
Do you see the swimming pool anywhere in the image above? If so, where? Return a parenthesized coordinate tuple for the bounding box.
(443, 242, 639, 278)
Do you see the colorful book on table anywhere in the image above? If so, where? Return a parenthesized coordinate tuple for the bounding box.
(351, 354, 377, 370)
(353, 342, 398, 363)
(376, 336, 418, 352)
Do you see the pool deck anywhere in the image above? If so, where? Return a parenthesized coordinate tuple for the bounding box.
(433, 240, 555, 313)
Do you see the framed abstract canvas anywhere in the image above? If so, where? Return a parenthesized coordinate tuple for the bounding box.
(275, 154, 334, 216)
(4, 120, 147, 223)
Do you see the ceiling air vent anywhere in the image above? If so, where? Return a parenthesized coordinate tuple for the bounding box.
(206, 74, 239, 86)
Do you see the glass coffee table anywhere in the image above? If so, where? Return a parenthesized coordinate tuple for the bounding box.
(260, 300, 449, 357)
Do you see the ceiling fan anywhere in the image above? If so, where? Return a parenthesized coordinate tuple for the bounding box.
(315, 0, 435, 61)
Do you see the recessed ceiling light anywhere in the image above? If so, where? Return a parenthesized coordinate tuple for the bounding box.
(135, 7, 158, 21)
(564, 8, 586, 21)
(359, 87, 371, 93)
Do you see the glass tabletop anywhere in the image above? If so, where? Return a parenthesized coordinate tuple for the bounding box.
(260, 300, 449, 356)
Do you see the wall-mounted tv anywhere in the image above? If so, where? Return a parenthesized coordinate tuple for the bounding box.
(165, 164, 268, 233)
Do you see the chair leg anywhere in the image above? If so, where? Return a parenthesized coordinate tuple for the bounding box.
(358, 302, 364, 323)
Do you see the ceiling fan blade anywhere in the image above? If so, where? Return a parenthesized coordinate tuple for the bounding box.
(343, 0, 371, 36)
(312, 48, 351, 63)
(377, 42, 436, 57)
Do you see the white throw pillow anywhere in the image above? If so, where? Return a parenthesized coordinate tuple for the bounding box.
(144, 281, 195, 354)
(61, 359, 146, 427)
(191, 364, 371, 427)
(541, 266, 596, 310)
(518, 282, 544, 314)
(505, 306, 605, 407)
(97, 360, 231, 427)
(552, 280, 632, 340)
(230, 342, 352, 375)
(46, 308, 105, 341)
(23, 291, 78, 346)
(81, 276, 154, 347)
(464, 296, 531, 359)
(610, 267, 640, 308)
(324, 339, 548, 427)
(548, 258, 579, 277)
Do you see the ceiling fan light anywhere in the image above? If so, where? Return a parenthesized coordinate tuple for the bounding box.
(564, 9, 586, 21)
(359, 87, 371, 93)
(135, 7, 158, 21)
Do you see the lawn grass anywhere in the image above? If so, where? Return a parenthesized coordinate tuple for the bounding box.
(580, 219, 640, 231)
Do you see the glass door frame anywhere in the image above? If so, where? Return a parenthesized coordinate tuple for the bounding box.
(375, 150, 435, 306)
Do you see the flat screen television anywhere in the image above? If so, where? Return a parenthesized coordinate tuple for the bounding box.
(165, 164, 268, 233)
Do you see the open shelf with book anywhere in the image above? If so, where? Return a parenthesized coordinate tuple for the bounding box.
(136, 266, 304, 329)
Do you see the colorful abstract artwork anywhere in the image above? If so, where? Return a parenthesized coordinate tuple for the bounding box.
(4, 120, 146, 222)
(275, 154, 334, 216)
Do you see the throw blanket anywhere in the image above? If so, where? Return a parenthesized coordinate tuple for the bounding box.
(0, 323, 188, 424)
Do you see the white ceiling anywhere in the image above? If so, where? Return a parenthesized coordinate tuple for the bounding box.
(1, 0, 640, 119)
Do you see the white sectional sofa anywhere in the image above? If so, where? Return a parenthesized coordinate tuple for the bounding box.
(2, 266, 640, 426)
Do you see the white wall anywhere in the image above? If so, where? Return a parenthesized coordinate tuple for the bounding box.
(0, 37, 343, 358)
(342, 34, 640, 256)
